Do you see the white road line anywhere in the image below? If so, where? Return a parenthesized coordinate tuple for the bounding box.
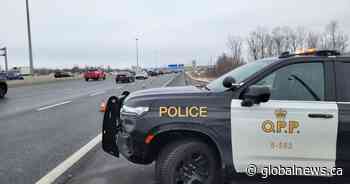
(35, 75, 179, 183)
(37, 101, 72, 111)
(89, 90, 106, 97)
(162, 73, 179, 87)
(35, 133, 102, 184)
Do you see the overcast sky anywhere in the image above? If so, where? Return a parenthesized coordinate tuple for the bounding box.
(0, 0, 349, 69)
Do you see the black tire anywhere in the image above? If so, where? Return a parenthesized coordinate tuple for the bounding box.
(156, 140, 222, 184)
(0, 85, 6, 99)
(85, 78, 89, 81)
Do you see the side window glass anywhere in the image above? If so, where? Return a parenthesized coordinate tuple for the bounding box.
(335, 62, 350, 102)
(255, 62, 325, 101)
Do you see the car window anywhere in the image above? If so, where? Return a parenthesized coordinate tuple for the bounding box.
(255, 62, 325, 101)
(206, 58, 276, 92)
(335, 61, 350, 102)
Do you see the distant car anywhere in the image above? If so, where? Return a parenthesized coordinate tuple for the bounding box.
(0, 73, 7, 98)
(115, 71, 135, 83)
(4, 71, 24, 80)
(84, 69, 106, 81)
(54, 71, 72, 78)
(147, 70, 158, 77)
(135, 71, 148, 80)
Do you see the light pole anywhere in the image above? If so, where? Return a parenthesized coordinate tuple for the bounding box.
(0, 47, 8, 72)
(136, 38, 139, 68)
(25, 0, 34, 75)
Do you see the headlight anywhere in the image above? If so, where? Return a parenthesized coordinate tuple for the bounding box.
(121, 105, 149, 116)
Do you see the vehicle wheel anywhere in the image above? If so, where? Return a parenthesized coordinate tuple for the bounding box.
(103, 77, 106, 80)
(0, 86, 6, 99)
(156, 140, 222, 184)
(85, 78, 89, 81)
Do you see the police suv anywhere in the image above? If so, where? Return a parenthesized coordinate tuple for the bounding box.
(102, 49, 350, 184)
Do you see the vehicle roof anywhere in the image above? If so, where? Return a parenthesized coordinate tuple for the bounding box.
(279, 55, 350, 62)
(277, 50, 350, 61)
(117, 71, 130, 74)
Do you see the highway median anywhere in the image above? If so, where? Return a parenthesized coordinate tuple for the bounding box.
(7, 74, 84, 88)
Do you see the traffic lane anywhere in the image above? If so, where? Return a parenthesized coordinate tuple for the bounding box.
(65, 147, 348, 184)
(0, 75, 174, 184)
(0, 78, 115, 117)
(62, 148, 155, 184)
(0, 74, 174, 118)
(166, 72, 186, 87)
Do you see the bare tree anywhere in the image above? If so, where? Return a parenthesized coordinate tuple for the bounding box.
(325, 21, 338, 49)
(338, 33, 349, 52)
(295, 26, 307, 49)
(282, 26, 298, 52)
(247, 31, 260, 60)
(226, 35, 243, 66)
(323, 21, 349, 52)
(257, 27, 270, 58)
(271, 27, 285, 55)
(247, 27, 272, 60)
(241, 21, 348, 63)
(306, 31, 321, 48)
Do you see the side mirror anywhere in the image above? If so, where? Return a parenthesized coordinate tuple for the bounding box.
(223, 76, 236, 88)
(241, 85, 271, 107)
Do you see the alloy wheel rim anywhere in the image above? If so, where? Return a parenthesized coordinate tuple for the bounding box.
(174, 152, 210, 184)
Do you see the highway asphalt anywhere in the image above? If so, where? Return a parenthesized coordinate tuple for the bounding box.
(1, 73, 350, 184)
(0, 74, 176, 184)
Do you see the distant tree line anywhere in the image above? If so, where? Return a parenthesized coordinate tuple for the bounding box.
(246, 21, 349, 60)
(211, 20, 349, 76)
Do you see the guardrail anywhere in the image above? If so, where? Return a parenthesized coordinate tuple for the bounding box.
(184, 72, 211, 86)
(7, 74, 83, 88)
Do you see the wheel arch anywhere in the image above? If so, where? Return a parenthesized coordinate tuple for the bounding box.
(147, 123, 225, 171)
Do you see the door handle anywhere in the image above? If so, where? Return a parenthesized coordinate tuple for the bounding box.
(308, 113, 334, 119)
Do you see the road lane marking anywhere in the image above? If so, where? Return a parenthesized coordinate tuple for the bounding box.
(162, 73, 179, 87)
(89, 90, 106, 97)
(37, 101, 72, 111)
(36, 75, 179, 183)
(35, 133, 102, 184)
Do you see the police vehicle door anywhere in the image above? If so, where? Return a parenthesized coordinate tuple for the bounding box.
(230, 62, 338, 173)
(334, 59, 350, 169)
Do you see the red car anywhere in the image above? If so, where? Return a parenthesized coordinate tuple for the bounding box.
(84, 69, 106, 81)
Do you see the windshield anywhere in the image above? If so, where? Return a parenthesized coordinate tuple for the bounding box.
(206, 58, 276, 92)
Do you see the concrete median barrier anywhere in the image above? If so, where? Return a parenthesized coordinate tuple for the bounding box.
(184, 72, 212, 86)
(6, 74, 90, 88)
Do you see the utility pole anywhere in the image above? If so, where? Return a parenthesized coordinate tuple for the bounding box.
(25, 0, 34, 75)
(136, 38, 139, 68)
(0, 47, 8, 72)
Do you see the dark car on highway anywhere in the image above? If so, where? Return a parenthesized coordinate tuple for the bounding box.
(115, 71, 135, 83)
(6, 71, 24, 80)
(147, 70, 158, 77)
(54, 71, 72, 78)
(0, 73, 7, 98)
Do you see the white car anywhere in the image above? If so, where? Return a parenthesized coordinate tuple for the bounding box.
(135, 71, 148, 80)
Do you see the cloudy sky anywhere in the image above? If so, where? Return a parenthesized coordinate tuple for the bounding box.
(0, 0, 349, 69)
